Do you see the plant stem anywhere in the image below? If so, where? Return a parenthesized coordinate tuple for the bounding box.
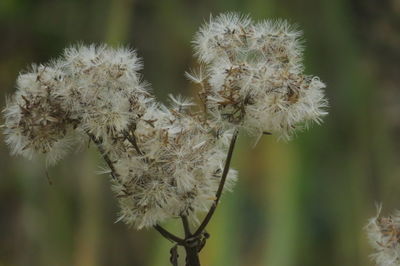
(184, 245, 201, 266)
(87, 134, 119, 180)
(193, 129, 239, 237)
(181, 215, 191, 238)
(181, 215, 201, 265)
(153, 225, 185, 244)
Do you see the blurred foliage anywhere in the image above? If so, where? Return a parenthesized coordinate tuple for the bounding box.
(0, 0, 399, 265)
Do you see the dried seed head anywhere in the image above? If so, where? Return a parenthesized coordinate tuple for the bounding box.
(3, 12, 328, 230)
(3, 65, 78, 165)
(59, 45, 152, 140)
(111, 103, 237, 229)
(191, 13, 328, 139)
(366, 206, 400, 266)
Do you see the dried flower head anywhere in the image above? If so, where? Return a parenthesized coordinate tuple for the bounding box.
(110, 98, 237, 229)
(2, 45, 152, 164)
(2, 64, 79, 165)
(366, 206, 400, 266)
(2, 43, 238, 229)
(3, 13, 328, 235)
(58, 45, 152, 140)
(189, 13, 328, 139)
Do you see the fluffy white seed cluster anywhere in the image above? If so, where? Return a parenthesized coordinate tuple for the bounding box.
(3, 64, 79, 165)
(188, 13, 328, 139)
(3, 45, 151, 164)
(2, 44, 236, 229)
(3, 13, 328, 229)
(112, 97, 236, 228)
(59, 45, 152, 141)
(366, 208, 400, 266)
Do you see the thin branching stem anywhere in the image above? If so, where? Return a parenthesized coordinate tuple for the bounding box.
(87, 133, 118, 180)
(88, 132, 185, 248)
(87, 131, 187, 252)
(181, 215, 191, 238)
(193, 129, 239, 237)
(154, 225, 185, 244)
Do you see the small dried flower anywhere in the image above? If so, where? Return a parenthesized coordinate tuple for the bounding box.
(58, 45, 152, 140)
(2, 64, 79, 165)
(366, 206, 400, 266)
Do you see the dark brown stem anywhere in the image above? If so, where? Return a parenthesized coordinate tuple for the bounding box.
(87, 133, 118, 180)
(170, 245, 179, 266)
(184, 245, 201, 266)
(181, 215, 191, 238)
(193, 129, 239, 237)
(153, 225, 185, 244)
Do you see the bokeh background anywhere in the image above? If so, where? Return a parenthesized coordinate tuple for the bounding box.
(1, 0, 399, 265)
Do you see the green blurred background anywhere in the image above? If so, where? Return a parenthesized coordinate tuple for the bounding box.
(1, 0, 399, 265)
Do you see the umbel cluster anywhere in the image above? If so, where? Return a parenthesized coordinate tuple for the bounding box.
(3, 14, 327, 229)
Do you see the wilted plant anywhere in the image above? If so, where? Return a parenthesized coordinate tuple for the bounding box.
(2, 13, 327, 266)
